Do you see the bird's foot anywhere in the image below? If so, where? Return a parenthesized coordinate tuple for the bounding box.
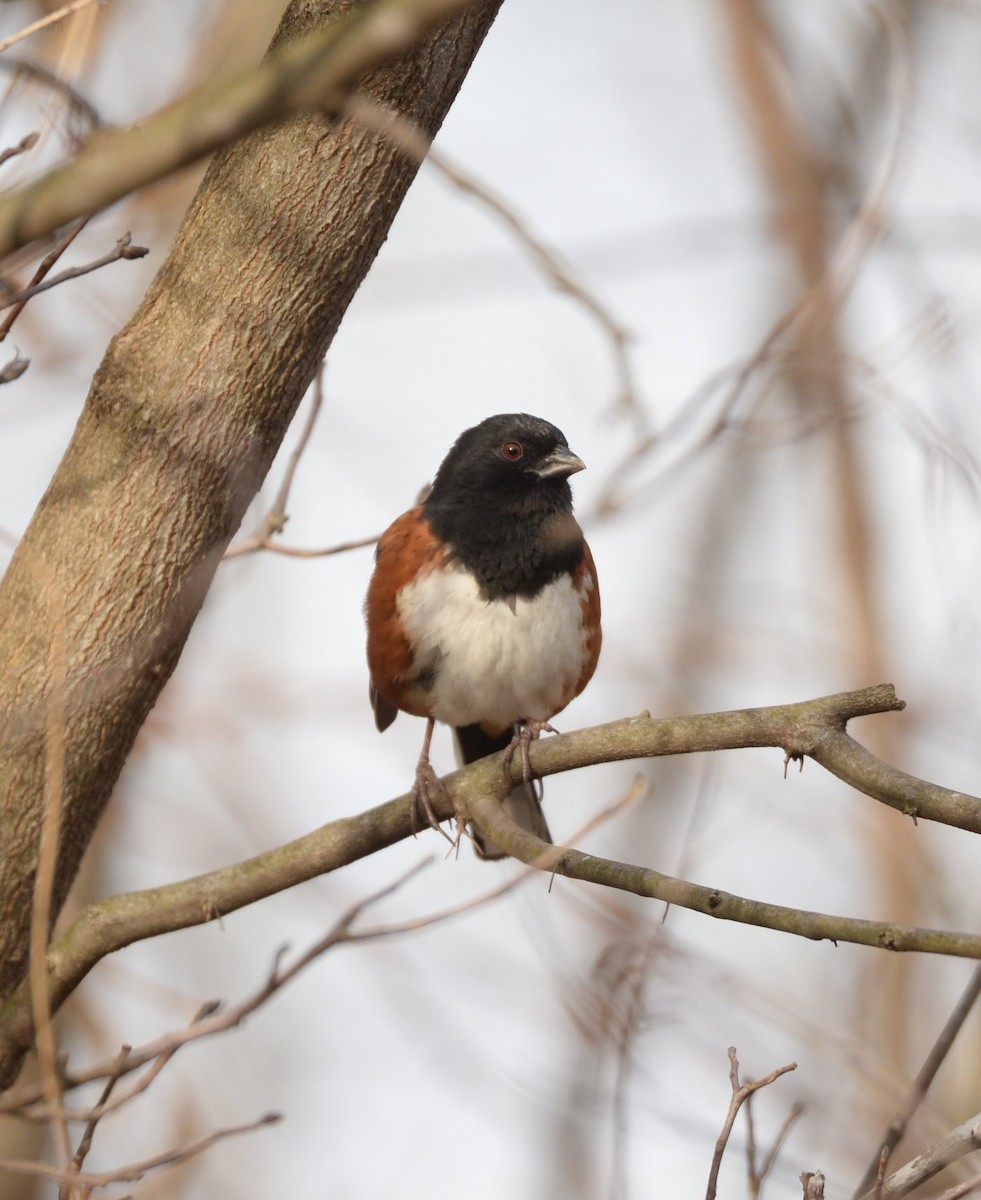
(410, 759, 454, 847)
(502, 720, 556, 795)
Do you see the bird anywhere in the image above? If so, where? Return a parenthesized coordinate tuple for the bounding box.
(365, 412, 601, 857)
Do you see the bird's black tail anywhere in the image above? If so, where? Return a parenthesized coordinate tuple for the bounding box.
(453, 724, 552, 859)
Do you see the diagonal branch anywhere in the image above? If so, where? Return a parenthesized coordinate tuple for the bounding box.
(858, 1114, 981, 1200)
(852, 962, 981, 1197)
(0, 0, 481, 259)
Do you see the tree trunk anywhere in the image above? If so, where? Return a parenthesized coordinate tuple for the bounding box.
(0, 0, 501, 1007)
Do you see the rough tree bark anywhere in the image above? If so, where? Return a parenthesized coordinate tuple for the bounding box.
(0, 0, 501, 1005)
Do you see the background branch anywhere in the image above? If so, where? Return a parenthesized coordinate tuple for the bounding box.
(0, 0, 480, 260)
(859, 1114, 981, 1200)
(705, 1047, 798, 1200)
(852, 962, 981, 1197)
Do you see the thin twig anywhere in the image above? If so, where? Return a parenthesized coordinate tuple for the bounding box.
(0, 0, 107, 56)
(344, 93, 645, 431)
(60, 1045, 130, 1198)
(0, 131, 39, 170)
(853, 962, 981, 1197)
(226, 369, 325, 556)
(858, 1114, 981, 1200)
(757, 1102, 805, 1195)
(0, 215, 89, 340)
(594, 0, 913, 516)
(705, 1048, 798, 1200)
(233, 534, 379, 559)
(0, 233, 147, 312)
(0, 1113, 280, 1188)
(0, 57, 103, 134)
(223, 370, 379, 561)
(935, 1172, 981, 1200)
(5, 786, 640, 1117)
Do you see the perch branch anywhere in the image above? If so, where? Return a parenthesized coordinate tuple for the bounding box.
(2, 685, 979, 1088)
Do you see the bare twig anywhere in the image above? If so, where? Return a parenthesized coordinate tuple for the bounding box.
(0, 0, 108, 57)
(0, 216, 89, 339)
(705, 1048, 798, 1200)
(853, 962, 981, 1197)
(756, 1102, 805, 1196)
(232, 533, 380, 559)
(7, 862, 437, 1115)
(0, 57, 103, 135)
(0, 132, 40, 170)
(0, 233, 148, 312)
(0, 1112, 280, 1189)
(230, 368, 325, 554)
(595, 0, 913, 516)
(223, 370, 381, 560)
(858, 1114, 981, 1200)
(344, 94, 645, 429)
(935, 1172, 981, 1200)
(4, 786, 640, 1117)
(60, 1045, 130, 1197)
(0, 351, 29, 383)
(0, 0, 485, 259)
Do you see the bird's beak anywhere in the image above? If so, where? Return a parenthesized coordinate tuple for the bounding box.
(529, 445, 586, 481)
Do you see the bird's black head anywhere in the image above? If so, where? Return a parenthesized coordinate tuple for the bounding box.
(426, 413, 585, 508)
(424, 413, 587, 599)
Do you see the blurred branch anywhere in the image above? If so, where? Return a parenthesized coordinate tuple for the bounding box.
(0, 0, 107, 57)
(852, 962, 981, 1197)
(705, 1047, 797, 1200)
(0, 233, 147, 311)
(936, 1174, 981, 1200)
(596, 0, 911, 514)
(0, 216, 88, 342)
(344, 94, 644, 429)
(858, 1114, 981, 1200)
(0, 0, 481, 259)
(0, 132, 39, 171)
(223, 369, 380, 560)
(0, 1112, 280, 1190)
(224, 368, 327, 558)
(0, 351, 28, 384)
(2, 685, 980, 1087)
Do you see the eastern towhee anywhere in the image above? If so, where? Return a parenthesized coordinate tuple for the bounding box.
(365, 413, 601, 857)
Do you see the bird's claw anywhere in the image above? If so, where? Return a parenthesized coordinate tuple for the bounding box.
(410, 762, 454, 847)
(502, 720, 555, 796)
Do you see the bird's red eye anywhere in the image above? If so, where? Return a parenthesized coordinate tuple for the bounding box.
(501, 441, 524, 461)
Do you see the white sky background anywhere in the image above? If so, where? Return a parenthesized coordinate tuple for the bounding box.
(2, 1, 981, 1197)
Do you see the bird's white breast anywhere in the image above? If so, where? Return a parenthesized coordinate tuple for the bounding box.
(397, 563, 593, 729)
